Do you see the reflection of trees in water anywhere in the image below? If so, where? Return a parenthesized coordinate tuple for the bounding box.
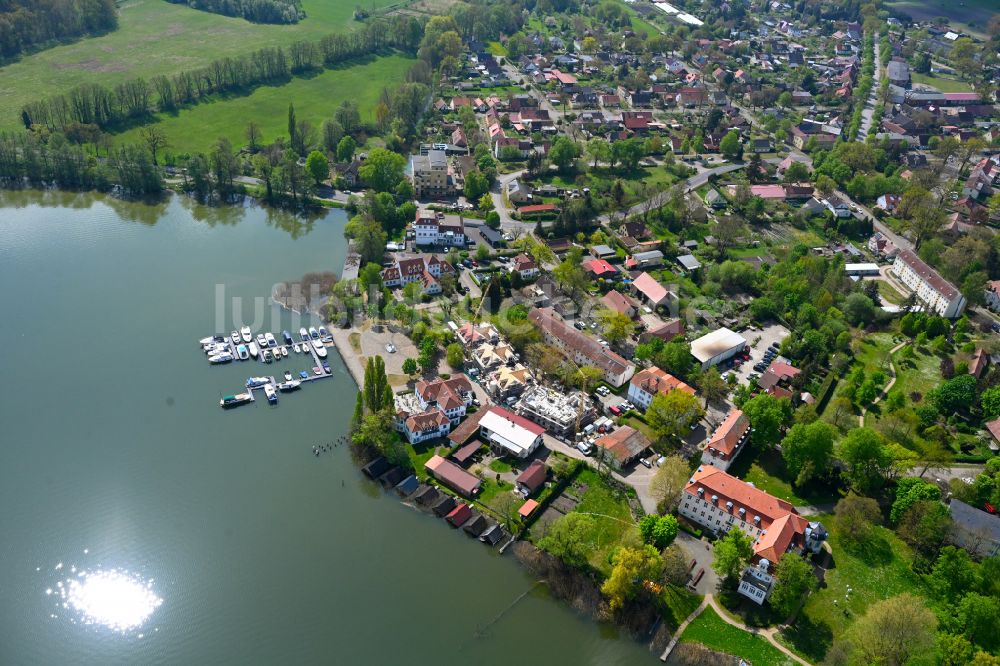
(103, 193, 170, 226)
(263, 204, 323, 239)
(0, 188, 172, 224)
(177, 194, 247, 228)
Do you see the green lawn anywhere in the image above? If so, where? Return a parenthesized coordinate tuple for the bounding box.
(0, 0, 397, 131)
(485, 41, 507, 56)
(778, 513, 929, 663)
(116, 54, 413, 157)
(911, 72, 974, 94)
(727, 448, 839, 507)
(488, 458, 512, 474)
(681, 607, 797, 666)
(571, 468, 637, 575)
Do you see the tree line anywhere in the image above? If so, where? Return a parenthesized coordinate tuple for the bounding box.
(0, 0, 118, 62)
(19, 14, 424, 133)
(166, 0, 304, 24)
(0, 132, 163, 197)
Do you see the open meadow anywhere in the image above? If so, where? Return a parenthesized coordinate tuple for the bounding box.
(115, 54, 413, 157)
(0, 0, 398, 132)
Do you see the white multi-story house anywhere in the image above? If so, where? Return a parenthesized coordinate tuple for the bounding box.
(382, 256, 455, 296)
(891, 249, 967, 318)
(679, 466, 825, 604)
(528, 307, 636, 387)
(413, 209, 466, 247)
(626, 367, 696, 411)
(511, 253, 539, 280)
(394, 376, 474, 444)
(701, 409, 751, 471)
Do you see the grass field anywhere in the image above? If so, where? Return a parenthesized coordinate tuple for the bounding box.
(681, 607, 797, 666)
(778, 514, 930, 664)
(911, 71, 974, 93)
(886, 0, 996, 36)
(570, 469, 637, 576)
(115, 55, 413, 157)
(0, 0, 398, 131)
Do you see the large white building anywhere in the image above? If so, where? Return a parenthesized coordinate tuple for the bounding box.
(528, 308, 636, 387)
(689, 328, 747, 369)
(891, 249, 966, 318)
(413, 209, 466, 247)
(478, 406, 545, 458)
(394, 376, 474, 444)
(679, 466, 825, 604)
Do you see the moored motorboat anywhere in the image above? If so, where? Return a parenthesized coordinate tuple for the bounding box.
(231, 330, 240, 344)
(237, 344, 249, 360)
(312, 340, 327, 358)
(220, 392, 253, 408)
(283, 371, 293, 381)
(308, 327, 319, 339)
(318, 326, 329, 337)
(248, 341, 259, 358)
(264, 383, 278, 404)
(240, 326, 252, 343)
(200, 335, 225, 345)
(256, 333, 268, 348)
(262, 349, 273, 363)
(277, 380, 301, 392)
(265, 332, 277, 348)
(313, 366, 322, 375)
(293, 343, 301, 353)
(282, 330, 293, 345)
(299, 327, 309, 341)
(246, 376, 270, 388)
(280, 347, 288, 358)
(209, 352, 234, 364)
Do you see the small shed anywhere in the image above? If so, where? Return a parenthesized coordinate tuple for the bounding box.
(480, 523, 505, 545)
(518, 499, 540, 518)
(446, 503, 474, 527)
(395, 474, 419, 497)
(463, 513, 489, 537)
(451, 440, 482, 466)
(362, 457, 390, 479)
(414, 485, 441, 507)
(432, 496, 457, 517)
(379, 467, 407, 489)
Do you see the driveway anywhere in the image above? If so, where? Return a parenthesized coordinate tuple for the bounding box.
(675, 531, 718, 595)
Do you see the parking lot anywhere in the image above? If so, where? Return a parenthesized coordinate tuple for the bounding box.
(728, 323, 791, 386)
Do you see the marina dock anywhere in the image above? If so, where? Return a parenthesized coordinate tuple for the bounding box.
(201, 330, 336, 408)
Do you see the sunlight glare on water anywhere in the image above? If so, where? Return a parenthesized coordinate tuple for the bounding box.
(50, 565, 163, 633)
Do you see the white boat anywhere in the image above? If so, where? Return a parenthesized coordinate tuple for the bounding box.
(240, 326, 252, 343)
(293, 343, 301, 353)
(231, 330, 240, 344)
(312, 340, 327, 358)
(209, 352, 234, 364)
(237, 344, 249, 360)
(205, 343, 228, 355)
(264, 383, 278, 404)
(299, 327, 309, 341)
(199, 335, 224, 346)
(247, 376, 271, 388)
(308, 327, 319, 339)
(265, 332, 277, 347)
(277, 380, 301, 392)
(283, 371, 293, 381)
(280, 347, 288, 358)
(256, 334, 268, 348)
(318, 326, 329, 337)
(248, 341, 259, 358)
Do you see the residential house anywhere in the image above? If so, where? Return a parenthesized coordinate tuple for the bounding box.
(505, 179, 533, 204)
(594, 426, 652, 470)
(485, 364, 534, 400)
(455, 321, 499, 348)
(413, 209, 466, 247)
(627, 367, 696, 411)
(891, 249, 967, 318)
(471, 341, 516, 372)
(511, 253, 539, 280)
(631, 272, 672, 309)
(679, 466, 825, 604)
(602, 289, 638, 318)
(702, 409, 751, 471)
(478, 406, 546, 458)
(823, 195, 852, 218)
(516, 460, 548, 497)
(758, 360, 801, 398)
(411, 150, 451, 199)
(868, 231, 897, 259)
(528, 308, 636, 387)
(382, 256, 455, 296)
(584, 258, 618, 279)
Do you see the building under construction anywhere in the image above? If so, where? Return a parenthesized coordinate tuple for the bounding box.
(515, 385, 596, 437)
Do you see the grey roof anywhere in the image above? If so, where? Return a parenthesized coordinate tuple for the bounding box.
(677, 254, 702, 270)
(592, 244, 615, 256)
(951, 499, 1000, 540)
(634, 250, 664, 261)
(886, 60, 909, 80)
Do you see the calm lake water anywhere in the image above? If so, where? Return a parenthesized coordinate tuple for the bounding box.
(0, 191, 654, 665)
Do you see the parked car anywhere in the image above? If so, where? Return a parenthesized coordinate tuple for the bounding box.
(576, 441, 593, 456)
(639, 457, 653, 468)
(609, 405, 622, 416)
(385, 343, 397, 353)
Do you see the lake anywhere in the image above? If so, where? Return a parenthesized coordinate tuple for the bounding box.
(0, 191, 654, 665)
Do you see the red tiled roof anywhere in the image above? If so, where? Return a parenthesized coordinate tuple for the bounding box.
(630, 367, 695, 396)
(632, 272, 669, 304)
(584, 259, 617, 276)
(601, 289, 635, 315)
(758, 361, 799, 391)
(519, 499, 540, 517)
(706, 409, 750, 457)
(595, 426, 650, 463)
(516, 460, 547, 492)
(518, 204, 558, 214)
(426, 455, 482, 497)
(895, 249, 961, 301)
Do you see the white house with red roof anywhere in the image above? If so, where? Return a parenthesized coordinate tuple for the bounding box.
(382, 256, 455, 295)
(413, 209, 466, 247)
(627, 367, 696, 411)
(702, 409, 751, 471)
(511, 253, 539, 280)
(679, 466, 826, 604)
(631, 272, 671, 308)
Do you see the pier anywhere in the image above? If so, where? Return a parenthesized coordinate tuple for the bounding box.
(202, 331, 336, 408)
